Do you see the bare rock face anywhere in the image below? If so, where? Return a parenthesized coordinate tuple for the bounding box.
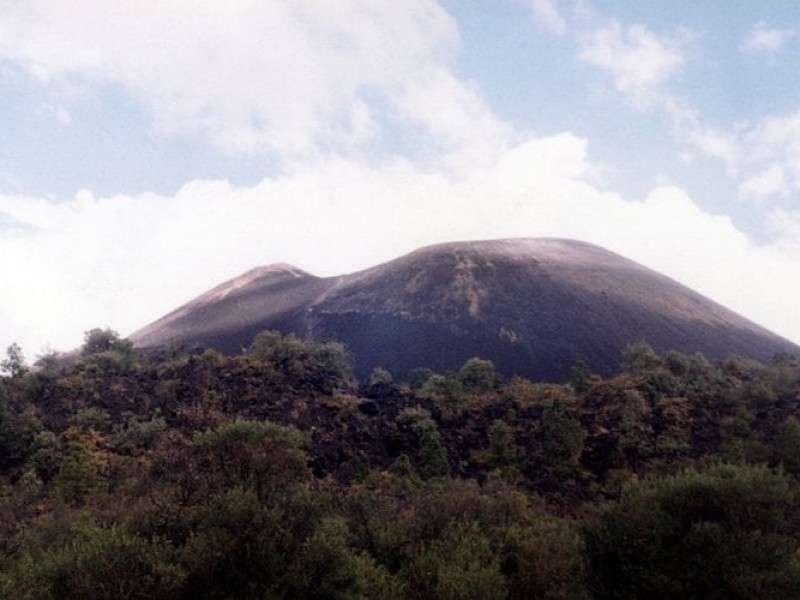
(131, 239, 798, 381)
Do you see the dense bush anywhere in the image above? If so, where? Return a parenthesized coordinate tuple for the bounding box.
(585, 463, 800, 598)
(0, 335, 797, 597)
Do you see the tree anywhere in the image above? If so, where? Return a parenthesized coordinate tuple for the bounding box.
(0, 343, 27, 378)
(663, 350, 690, 376)
(403, 522, 507, 600)
(81, 328, 130, 356)
(621, 341, 662, 375)
(418, 374, 464, 411)
(0, 384, 40, 469)
(569, 360, 592, 392)
(368, 367, 393, 386)
(248, 331, 354, 393)
(79, 328, 136, 373)
(178, 488, 284, 597)
(485, 419, 520, 471)
(361, 366, 397, 399)
(396, 408, 450, 479)
(584, 463, 800, 598)
(191, 418, 310, 501)
(540, 399, 583, 475)
(53, 441, 105, 505)
(617, 390, 653, 468)
(458, 357, 500, 393)
(407, 367, 434, 390)
(309, 339, 355, 392)
(284, 516, 361, 599)
(777, 416, 800, 476)
(16, 525, 184, 599)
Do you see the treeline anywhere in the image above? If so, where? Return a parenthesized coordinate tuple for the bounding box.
(0, 331, 800, 597)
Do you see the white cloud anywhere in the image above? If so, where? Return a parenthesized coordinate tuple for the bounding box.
(579, 21, 685, 104)
(741, 22, 794, 54)
(687, 109, 800, 206)
(2, 132, 800, 355)
(767, 208, 800, 246)
(392, 68, 511, 173)
(35, 102, 72, 125)
(737, 164, 788, 205)
(746, 110, 800, 164)
(688, 128, 741, 172)
(742, 109, 800, 194)
(0, 0, 508, 169)
(526, 0, 567, 36)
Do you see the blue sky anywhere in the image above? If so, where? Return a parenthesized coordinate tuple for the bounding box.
(1, 0, 800, 355)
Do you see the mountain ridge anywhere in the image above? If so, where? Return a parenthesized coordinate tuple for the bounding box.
(131, 238, 798, 380)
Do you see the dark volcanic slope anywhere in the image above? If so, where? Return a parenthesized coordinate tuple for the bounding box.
(132, 264, 336, 353)
(131, 239, 798, 381)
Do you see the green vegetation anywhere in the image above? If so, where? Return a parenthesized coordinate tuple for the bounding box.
(0, 332, 799, 597)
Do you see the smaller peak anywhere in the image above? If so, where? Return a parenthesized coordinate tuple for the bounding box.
(250, 263, 311, 278)
(198, 263, 312, 304)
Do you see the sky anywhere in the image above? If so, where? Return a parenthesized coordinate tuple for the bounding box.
(1, 1, 800, 357)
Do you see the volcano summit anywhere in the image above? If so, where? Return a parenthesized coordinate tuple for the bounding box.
(131, 239, 798, 381)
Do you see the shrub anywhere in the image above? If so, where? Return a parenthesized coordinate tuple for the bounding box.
(6, 525, 183, 599)
(585, 463, 800, 598)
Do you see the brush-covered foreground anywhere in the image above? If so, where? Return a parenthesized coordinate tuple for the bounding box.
(1, 331, 800, 598)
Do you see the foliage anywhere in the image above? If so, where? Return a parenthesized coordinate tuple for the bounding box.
(458, 357, 501, 393)
(0, 334, 797, 598)
(403, 521, 507, 600)
(396, 407, 450, 479)
(53, 441, 105, 505)
(621, 341, 662, 375)
(190, 418, 310, 501)
(778, 416, 800, 476)
(569, 360, 592, 392)
(540, 399, 583, 475)
(78, 328, 137, 374)
(1, 343, 27, 378)
(585, 463, 800, 598)
(81, 328, 130, 357)
(0, 390, 40, 470)
(485, 419, 520, 471)
(4, 524, 184, 599)
(368, 366, 393, 386)
(249, 330, 354, 393)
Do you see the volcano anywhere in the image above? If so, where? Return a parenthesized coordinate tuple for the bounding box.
(131, 239, 798, 381)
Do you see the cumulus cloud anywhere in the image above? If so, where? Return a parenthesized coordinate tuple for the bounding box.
(578, 21, 685, 104)
(0, 0, 508, 169)
(526, 0, 567, 35)
(577, 16, 799, 212)
(2, 132, 800, 355)
(737, 164, 788, 205)
(741, 22, 794, 54)
(688, 128, 741, 173)
(746, 110, 800, 174)
(687, 109, 800, 206)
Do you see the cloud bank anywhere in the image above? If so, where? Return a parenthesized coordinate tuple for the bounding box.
(2, 132, 800, 355)
(0, 0, 507, 168)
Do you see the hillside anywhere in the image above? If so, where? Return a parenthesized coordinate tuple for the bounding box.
(2, 333, 800, 597)
(131, 238, 798, 380)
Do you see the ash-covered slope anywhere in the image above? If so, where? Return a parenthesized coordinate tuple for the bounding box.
(131, 239, 798, 381)
(131, 263, 337, 353)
